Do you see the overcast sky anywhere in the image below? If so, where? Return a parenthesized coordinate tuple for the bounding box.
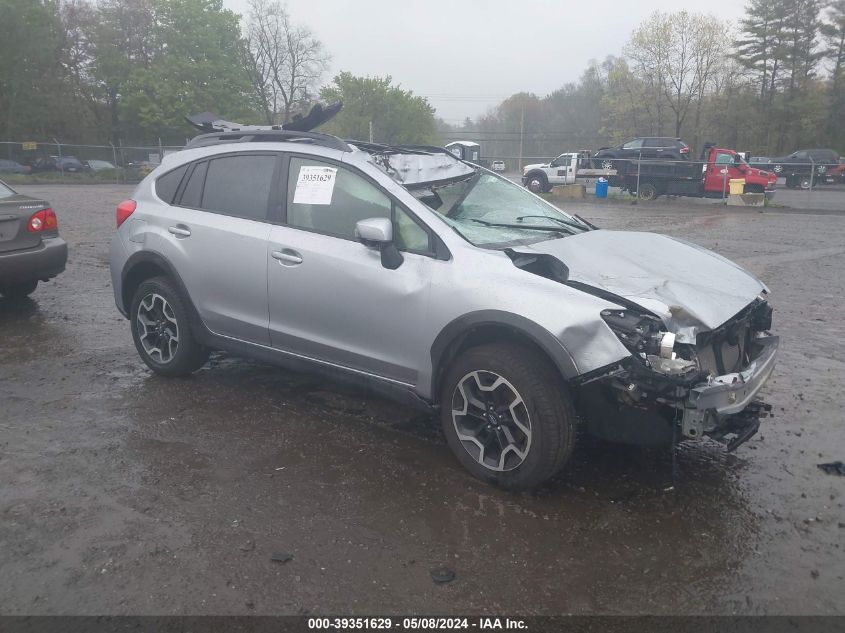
(222, 0, 747, 122)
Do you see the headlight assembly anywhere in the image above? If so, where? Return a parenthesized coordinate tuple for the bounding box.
(601, 309, 699, 378)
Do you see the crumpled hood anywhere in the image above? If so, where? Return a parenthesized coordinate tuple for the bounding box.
(525, 230, 767, 343)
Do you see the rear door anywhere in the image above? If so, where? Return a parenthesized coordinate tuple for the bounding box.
(157, 153, 278, 345)
(0, 183, 46, 254)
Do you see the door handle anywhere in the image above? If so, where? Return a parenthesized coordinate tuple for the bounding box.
(271, 249, 303, 265)
(168, 226, 191, 237)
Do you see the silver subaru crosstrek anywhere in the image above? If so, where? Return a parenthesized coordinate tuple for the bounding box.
(110, 115, 778, 490)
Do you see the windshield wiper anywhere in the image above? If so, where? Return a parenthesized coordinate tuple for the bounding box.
(468, 218, 570, 233)
(515, 215, 586, 232)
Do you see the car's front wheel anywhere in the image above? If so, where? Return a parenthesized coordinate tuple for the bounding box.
(525, 173, 548, 194)
(130, 276, 209, 377)
(440, 344, 576, 490)
(0, 280, 37, 299)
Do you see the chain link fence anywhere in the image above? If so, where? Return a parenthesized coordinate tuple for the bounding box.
(2, 139, 842, 210)
(476, 153, 845, 210)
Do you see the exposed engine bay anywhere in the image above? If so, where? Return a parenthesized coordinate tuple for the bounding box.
(574, 298, 776, 450)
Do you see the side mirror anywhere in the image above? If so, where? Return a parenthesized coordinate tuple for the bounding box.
(356, 217, 393, 244)
(355, 217, 403, 270)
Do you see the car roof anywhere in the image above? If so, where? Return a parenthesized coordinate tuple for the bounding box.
(165, 135, 477, 189)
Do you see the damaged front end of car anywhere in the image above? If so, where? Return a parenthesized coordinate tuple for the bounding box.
(575, 298, 778, 451)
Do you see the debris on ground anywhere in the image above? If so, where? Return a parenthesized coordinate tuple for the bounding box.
(817, 461, 845, 476)
(270, 552, 294, 563)
(430, 567, 456, 585)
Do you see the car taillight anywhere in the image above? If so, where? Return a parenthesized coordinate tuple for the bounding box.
(680, 146, 689, 154)
(116, 199, 137, 228)
(28, 208, 58, 232)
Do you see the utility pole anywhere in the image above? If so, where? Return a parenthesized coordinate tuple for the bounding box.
(518, 103, 525, 172)
(369, 121, 374, 143)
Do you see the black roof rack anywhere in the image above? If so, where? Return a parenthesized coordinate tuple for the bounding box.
(184, 129, 352, 152)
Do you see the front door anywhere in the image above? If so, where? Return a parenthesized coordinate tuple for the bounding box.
(704, 151, 743, 194)
(552, 156, 574, 184)
(267, 156, 434, 385)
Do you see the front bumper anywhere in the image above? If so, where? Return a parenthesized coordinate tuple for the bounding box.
(682, 335, 779, 449)
(0, 237, 68, 284)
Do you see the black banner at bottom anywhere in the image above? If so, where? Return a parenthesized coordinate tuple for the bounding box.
(0, 616, 844, 633)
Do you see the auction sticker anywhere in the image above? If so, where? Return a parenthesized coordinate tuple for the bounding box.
(293, 165, 338, 205)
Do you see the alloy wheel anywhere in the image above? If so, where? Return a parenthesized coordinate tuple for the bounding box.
(451, 370, 532, 472)
(136, 293, 180, 364)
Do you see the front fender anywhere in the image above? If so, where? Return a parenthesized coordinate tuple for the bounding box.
(429, 310, 580, 399)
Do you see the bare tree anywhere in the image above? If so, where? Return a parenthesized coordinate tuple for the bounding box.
(245, 0, 329, 124)
(627, 11, 730, 137)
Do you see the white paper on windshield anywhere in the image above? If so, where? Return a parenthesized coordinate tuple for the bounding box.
(293, 166, 337, 205)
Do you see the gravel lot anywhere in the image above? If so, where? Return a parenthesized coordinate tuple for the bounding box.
(1, 184, 844, 615)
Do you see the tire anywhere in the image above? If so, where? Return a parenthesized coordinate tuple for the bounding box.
(525, 172, 548, 194)
(772, 164, 783, 174)
(799, 177, 812, 190)
(638, 182, 658, 201)
(744, 184, 764, 194)
(817, 165, 827, 175)
(439, 343, 576, 491)
(0, 280, 37, 299)
(130, 276, 209, 377)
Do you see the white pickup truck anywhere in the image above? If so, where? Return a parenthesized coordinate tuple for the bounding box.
(522, 151, 610, 192)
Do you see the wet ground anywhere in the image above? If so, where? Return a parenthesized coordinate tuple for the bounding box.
(1, 184, 843, 615)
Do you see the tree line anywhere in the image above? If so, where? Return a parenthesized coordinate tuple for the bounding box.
(0, 0, 437, 146)
(446, 1, 845, 159)
(3, 0, 841, 156)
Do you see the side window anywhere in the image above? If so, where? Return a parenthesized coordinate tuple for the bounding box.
(715, 152, 734, 165)
(643, 138, 660, 148)
(794, 151, 808, 160)
(180, 161, 208, 208)
(622, 139, 644, 150)
(200, 155, 277, 220)
(155, 164, 188, 204)
(286, 157, 391, 239)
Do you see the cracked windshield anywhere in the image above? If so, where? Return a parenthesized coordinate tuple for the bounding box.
(421, 172, 588, 247)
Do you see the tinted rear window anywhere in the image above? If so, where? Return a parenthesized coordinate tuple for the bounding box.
(200, 155, 276, 221)
(155, 165, 188, 204)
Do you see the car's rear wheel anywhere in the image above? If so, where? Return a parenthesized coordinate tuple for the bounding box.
(638, 182, 658, 201)
(799, 177, 812, 189)
(0, 280, 37, 299)
(440, 344, 576, 490)
(130, 276, 209, 377)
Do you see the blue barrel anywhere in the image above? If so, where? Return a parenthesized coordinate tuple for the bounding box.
(595, 177, 609, 198)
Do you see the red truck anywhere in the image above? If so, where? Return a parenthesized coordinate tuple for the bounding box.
(606, 145, 778, 201)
